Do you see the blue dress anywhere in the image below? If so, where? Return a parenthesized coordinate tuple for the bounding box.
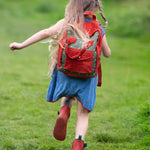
(47, 67, 98, 112)
(46, 20, 105, 112)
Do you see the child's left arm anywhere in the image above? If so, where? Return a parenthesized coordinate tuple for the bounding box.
(9, 19, 65, 51)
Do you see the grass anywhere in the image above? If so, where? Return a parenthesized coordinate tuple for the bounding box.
(0, 0, 150, 149)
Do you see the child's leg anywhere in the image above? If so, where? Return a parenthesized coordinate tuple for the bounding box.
(53, 97, 75, 141)
(61, 97, 75, 108)
(75, 101, 89, 140)
(72, 101, 89, 149)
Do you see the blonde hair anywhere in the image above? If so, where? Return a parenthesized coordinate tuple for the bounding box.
(48, 0, 107, 76)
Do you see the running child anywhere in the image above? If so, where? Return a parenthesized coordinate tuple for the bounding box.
(9, 0, 111, 149)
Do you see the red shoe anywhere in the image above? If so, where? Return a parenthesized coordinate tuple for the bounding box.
(72, 135, 87, 150)
(53, 105, 70, 141)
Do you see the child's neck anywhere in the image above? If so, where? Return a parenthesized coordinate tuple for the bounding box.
(84, 15, 93, 20)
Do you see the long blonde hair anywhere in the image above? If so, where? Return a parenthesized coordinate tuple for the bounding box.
(48, 0, 107, 76)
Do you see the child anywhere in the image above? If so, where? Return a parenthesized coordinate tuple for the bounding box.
(9, 0, 111, 149)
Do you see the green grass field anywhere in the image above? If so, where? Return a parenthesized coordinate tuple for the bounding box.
(0, 0, 150, 149)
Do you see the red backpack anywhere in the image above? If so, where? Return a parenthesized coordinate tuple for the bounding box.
(57, 11, 102, 86)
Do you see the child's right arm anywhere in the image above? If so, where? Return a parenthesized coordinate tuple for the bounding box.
(9, 19, 65, 51)
(101, 35, 111, 57)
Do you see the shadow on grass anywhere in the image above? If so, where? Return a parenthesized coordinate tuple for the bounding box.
(94, 132, 131, 143)
(95, 101, 150, 145)
(3, 144, 57, 150)
(22, 144, 56, 150)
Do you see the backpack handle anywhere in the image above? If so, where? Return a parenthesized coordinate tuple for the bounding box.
(84, 11, 96, 21)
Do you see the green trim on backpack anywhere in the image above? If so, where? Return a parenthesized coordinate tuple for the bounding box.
(58, 67, 97, 78)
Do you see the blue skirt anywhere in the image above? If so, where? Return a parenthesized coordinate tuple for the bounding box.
(46, 67, 98, 112)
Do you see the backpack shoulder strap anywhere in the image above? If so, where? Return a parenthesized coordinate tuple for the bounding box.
(84, 11, 102, 28)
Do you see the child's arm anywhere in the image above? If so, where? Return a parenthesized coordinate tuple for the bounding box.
(101, 35, 111, 57)
(9, 19, 65, 50)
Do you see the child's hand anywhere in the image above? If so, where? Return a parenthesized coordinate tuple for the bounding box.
(9, 42, 23, 51)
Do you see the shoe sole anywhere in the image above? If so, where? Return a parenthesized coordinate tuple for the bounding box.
(53, 116, 66, 141)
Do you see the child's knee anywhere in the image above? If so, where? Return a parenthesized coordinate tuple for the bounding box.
(77, 106, 89, 118)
